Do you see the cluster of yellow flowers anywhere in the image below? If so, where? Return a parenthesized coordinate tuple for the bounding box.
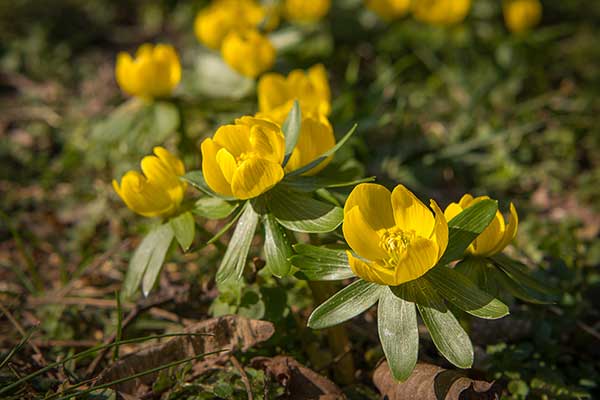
(114, 63, 334, 209)
(364, 0, 542, 32)
(342, 183, 517, 286)
(194, 0, 331, 78)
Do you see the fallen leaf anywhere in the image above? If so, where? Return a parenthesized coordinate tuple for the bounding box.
(251, 355, 345, 400)
(96, 315, 274, 394)
(374, 361, 501, 400)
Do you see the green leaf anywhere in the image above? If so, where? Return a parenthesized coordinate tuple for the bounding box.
(269, 188, 343, 233)
(206, 204, 244, 245)
(307, 279, 383, 329)
(263, 214, 293, 277)
(378, 286, 418, 381)
(415, 279, 474, 369)
(286, 123, 358, 177)
(216, 202, 260, 284)
(438, 199, 498, 265)
(122, 223, 174, 300)
(291, 244, 355, 281)
(493, 267, 553, 304)
(455, 257, 499, 298)
(170, 212, 195, 251)
(151, 101, 179, 139)
(280, 175, 376, 192)
(425, 266, 509, 319)
(281, 100, 301, 168)
(491, 254, 559, 295)
(182, 170, 236, 200)
(192, 197, 237, 219)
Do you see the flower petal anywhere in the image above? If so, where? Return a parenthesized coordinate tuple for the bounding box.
(430, 200, 449, 259)
(257, 73, 289, 112)
(347, 252, 394, 286)
(249, 124, 285, 164)
(391, 184, 435, 238)
(472, 209, 506, 256)
(443, 202, 463, 221)
(285, 116, 335, 175)
(215, 148, 237, 184)
(343, 207, 389, 262)
(394, 237, 439, 285)
(231, 158, 284, 200)
(213, 124, 252, 158)
(115, 52, 136, 96)
(201, 138, 234, 197)
(344, 183, 395, 233)
(491, 202, 519, 255)
(153, 146, 185, 176)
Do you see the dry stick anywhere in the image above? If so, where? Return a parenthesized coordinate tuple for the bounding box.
(84, 288, 182, 377)
(230, 355, 253, 400)
(549, 306, 600, 341)
(0, 303, 47, 367)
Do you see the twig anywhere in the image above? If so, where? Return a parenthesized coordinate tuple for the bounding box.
(549, 306, 600, 341)
(230, 355, 253, 400)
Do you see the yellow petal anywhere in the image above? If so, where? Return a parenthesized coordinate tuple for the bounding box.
(391, 184, 435, 238)
(215, 148, 237, 184)
(153, 146, 185, 176)
(285, 116, 335, 175)
(201, 138, 234, 197)
(343, 207, 389, 262)
(153, 44, 181, 92)
(458, 193, 475, 208)
(249, 124, 285, 164)
(257, 73, 289, 113)
(213, 124, 252, 158)
(344, 183, 395, 233)
(471, 210, 505, 256)
(394, 237, 439, 285)
(136, 43, 154, 58)
(231, 158, 284, 200)
(491, 202, 519, 255)
(443, 202, 463, 221)
(430, 200, 449, 259)
(347, 252, 395, 286)
(116, 171, 174, 217)
(115, 52, 135, 96)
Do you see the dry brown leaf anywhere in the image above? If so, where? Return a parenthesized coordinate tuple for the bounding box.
(251, 355, 345, 400)
(96, 315, 274, 394)
(374, 361, 501, 400)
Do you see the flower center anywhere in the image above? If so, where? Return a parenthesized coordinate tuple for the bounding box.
(379, 228, 416, 268)
(238, 151, 259, 163)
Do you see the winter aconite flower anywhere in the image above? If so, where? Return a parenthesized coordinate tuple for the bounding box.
(201, 117, 285, 200)
(343, 183, 449, 286)
(257, 64, 331, 125)
(115, 44, 181, 100)
(412, 0, 471, 26)
(221, 29, 276, 78)
(284, 115, 336, 175)
(364, 0, 411, 21)
(503, 0, 542, 34)
(193, 0, 269, 50)
(113, 147, 187, 218)
(284, 0, 331, 23)
(444, 194, 518, 257)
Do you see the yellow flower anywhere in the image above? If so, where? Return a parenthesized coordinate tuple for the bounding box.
(412, 0, 471, 26)
(284, 115, 336, 175)
(221, 29, 276, 78)
(284, 0, 331, 23)
(115, 44, 181, 99)
(201, 117, 285, 200)
(257, 64, 331, 125)
(364, 0, 411, 20)
(193, 0, 270, 50)
(342, 184, 449, 286)
(113, 147, 187, 218)
(503, 0, 542, 34)
(444, 194, 519, 257)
